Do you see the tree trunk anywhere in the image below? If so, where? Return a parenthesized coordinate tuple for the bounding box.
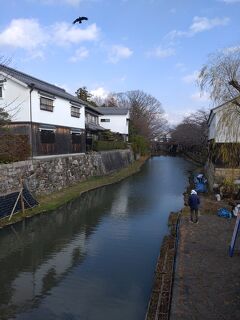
(229, 79, 240, 92)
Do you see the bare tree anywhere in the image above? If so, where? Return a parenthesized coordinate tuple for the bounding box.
(104, 94, 118, 107)
(113, 90, 168, 141)
(0, 56, 12, 129)
(170, 109, 209, 161)
(199, 48, 240, 106)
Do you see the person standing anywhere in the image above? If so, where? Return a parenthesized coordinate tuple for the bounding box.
(188, 190, 200, 223)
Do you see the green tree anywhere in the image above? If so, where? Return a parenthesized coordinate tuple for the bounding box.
(75, 86, 92, 102)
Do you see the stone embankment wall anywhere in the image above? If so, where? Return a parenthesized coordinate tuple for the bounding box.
(205, 160, 240, 190)
(0, 150, 134, 196)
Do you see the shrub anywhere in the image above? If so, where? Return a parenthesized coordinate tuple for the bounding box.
(0, 134, 30, 163)
(130, 135, 150, 156)
(93, 140, 128, 151)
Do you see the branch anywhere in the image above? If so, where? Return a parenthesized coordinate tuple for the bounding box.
(228, 79, 240, 93)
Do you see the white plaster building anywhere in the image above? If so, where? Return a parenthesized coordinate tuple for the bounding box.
(206, 96, 240, 189)
(208, 97, 240, 143)
(0, 65, 87, 156)
(97, 107, 130, 141)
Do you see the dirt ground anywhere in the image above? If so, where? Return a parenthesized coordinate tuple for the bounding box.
(170, 193, 240, 320)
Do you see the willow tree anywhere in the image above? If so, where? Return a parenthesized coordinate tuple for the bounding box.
(199, 48, 240, 167)
(199, 48, 240, 104)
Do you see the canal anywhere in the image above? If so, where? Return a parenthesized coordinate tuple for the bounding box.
(0, 156, 195, 320)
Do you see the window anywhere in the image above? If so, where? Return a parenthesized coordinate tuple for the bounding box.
(72, 133, 81, 144)
(71, 106, 80, 118)
(40, 97, 54, 112)
(0, 86, 2, 98)
(86, 113, 98, 124)
(40, 130, 55, 143)
(101, 118, 110, 122)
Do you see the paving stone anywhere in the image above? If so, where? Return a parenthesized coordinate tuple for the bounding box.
(170, 215, 240, 320)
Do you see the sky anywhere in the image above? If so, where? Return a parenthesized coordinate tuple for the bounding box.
(0, 0, 240, 125)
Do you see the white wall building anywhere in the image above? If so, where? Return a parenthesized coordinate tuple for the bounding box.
(208, 97, 240, 143)
(0, 65, 87, 156)
(97, 107, 130, 141)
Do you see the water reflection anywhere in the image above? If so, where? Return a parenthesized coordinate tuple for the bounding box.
(0, 156, 194, 320)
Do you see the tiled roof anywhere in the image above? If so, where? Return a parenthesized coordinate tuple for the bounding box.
(86, 123, 106, 131)
(85, 103, 103, 115)
(0, 64, 85, 107)
(97, 107, 129, 115)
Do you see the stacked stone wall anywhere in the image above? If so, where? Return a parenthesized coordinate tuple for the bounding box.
(205, 161, 240, 190)
(0, 150, 134, 196)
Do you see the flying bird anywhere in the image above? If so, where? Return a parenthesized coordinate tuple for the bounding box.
(73, 17, 88, 24)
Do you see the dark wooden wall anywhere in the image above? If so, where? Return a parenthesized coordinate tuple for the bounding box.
(9, 122, 86, 156)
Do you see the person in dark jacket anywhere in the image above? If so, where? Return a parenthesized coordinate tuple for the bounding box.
(188, 189, 200, 223)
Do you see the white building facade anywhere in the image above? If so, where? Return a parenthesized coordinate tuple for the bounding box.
(208, 97, 240, 143)
(97, 107, 130, 141)
(0, 65, 87, 156)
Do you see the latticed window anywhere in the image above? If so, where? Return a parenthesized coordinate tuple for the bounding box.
(40, 97, 54, 112)
(71, 106, 80, 118)
(86, 112, 98, 123)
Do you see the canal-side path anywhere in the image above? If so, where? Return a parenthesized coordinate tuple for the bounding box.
(170, 198, 240, 320)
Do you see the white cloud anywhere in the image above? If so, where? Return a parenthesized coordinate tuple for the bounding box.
(69, 47, 89, 62)
(167, 16, 230, 39)
(191, 91, 210, 103)
(220, 0, 240, 3)
(0, 19, 47, 50)
(147, 46, 175, 58)
(190, 16, 229, 33)
(52, 23, 100, 46)
(90, 87, 109, 99)
(0, 18, 100, 60)
(107, 45, 133, 63)
(222, 46, 240, 54)
(165, 109, 193, 126)
(182, 71, 199, 84)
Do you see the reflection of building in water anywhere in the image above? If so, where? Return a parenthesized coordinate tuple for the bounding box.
(0, 186, 116, 317)
(110, 182, 129, 217)
(11, 231, 86, 305)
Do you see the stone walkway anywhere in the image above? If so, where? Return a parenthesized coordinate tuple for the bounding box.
(170, 215, 240, 320)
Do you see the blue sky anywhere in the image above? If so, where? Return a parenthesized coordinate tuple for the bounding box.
(0, 0, 240, 124)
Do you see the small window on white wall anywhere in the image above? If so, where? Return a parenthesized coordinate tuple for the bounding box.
(101, 118, 110, 122)
(0, 86, 3, 98)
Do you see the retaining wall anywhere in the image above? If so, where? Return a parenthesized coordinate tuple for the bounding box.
(205, 160, 240, 190)
(0, 149, 134, 196)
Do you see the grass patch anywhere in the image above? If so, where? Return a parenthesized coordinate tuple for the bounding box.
(0, 156, 148, 229)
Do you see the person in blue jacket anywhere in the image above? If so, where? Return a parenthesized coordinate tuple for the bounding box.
(188, 189, 200, 223)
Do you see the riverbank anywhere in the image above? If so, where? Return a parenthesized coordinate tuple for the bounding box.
(170, 193, 240, 319)
(0, 155, 148, 229)
(146, 188, 240, 320)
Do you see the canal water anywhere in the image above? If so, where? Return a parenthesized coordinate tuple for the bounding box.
(0, 156, 195, 320)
